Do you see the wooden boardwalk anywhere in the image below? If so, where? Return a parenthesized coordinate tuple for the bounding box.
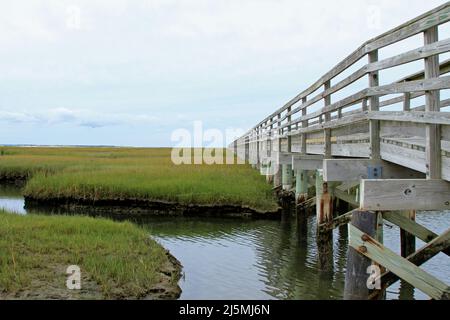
(230, 3, 450, 300)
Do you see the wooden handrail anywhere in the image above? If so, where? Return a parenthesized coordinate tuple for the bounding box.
(232, 3, 450, 147)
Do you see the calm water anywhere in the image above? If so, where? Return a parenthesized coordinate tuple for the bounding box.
(1, 185, 449, 300)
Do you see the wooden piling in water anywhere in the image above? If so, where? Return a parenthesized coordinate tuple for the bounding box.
(400, 210, 416, 257)
(295, 169, 308, 206)
(282, 164, 293, 190)
(273, 164, 282, 188)
(344, 211, 378, 300)
(316, 170, 334, 271)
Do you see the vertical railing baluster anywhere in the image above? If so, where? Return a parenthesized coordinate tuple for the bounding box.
(424, 26, 441, 179)
(301, 97, 308, 154)
(324, 80, 331, 158)
(403, 92, 411, 112)
(368, 50, 380, 160)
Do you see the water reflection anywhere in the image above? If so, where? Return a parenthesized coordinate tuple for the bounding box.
(0, 186, 448, 300)
(138, 212, 345, 300)
(0, 185, 26, 214)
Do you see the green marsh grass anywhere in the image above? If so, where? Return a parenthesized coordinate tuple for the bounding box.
(0, 209, 176, 298)
(0, 147, 278, 211)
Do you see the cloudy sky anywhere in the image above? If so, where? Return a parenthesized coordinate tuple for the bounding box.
(0, 0, 446, 147)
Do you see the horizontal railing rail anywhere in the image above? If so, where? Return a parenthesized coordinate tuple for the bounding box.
(231, 3, 450, 154)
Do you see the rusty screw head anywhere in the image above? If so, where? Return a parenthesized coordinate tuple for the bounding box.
(358, 245, 368, 253)
(361, 234, 370, 242)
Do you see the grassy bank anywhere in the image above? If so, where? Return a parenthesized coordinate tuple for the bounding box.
(0, 210, 181, 299)
(0, 147, 278, 212)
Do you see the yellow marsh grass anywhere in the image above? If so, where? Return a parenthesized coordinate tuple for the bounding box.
(0, 147, 278, 211)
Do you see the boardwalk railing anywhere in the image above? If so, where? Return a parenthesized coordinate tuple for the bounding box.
(231, 2, 450, 179)
(230, 3, 450, 300)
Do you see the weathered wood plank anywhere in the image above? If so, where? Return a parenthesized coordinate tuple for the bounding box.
(273, 152, 292, 165)
(323, 159, 424, 182)
(289, 112, 367, 135)
(380, 142, 426, 173)
(276, 2, 450, 126)
(319, 209, 356, 231)
(349, 224, 450, 300)
(360, 179, 450, 211)
(367, 75, 450, 97)
(314, 38, 450, 107)
(365, 3, 450, 52)
(337, 180, 360, 191)
(442, 156, 450, 181)
(331, 143, 370, 158)
(335, 188, 359, 207)
(370, 111, 450, 125)
(370, 227, 450, 300)
(383, 211, 450, 256)
(292, 158, 323, 171)
(284, 75, 450, 129)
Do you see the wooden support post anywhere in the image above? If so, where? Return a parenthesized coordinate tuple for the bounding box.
(244, 136, 250, 163)
(316, 169, 334, 271)
(368, 50, 380, 160)
(400, 210, 416, 258)
(301, 97, 307, 154)
(296, 169, 308, 205)
(277, 113, 281, 144)
(297, 171, 309, 243)
(273, 167, 281, 187)
(256, 128, 260, 168)
(266, 162, 273, 184)
(374, 211, 386, 299)
(324, 128, 332, 158)
(273, 150, 282, 187)
(344, 211, 378, 300)
(269, 118, 273, 158)
(282, 164, 293, 190)
(403, 92, 411, 111)
(362, 98, 368, 111)
(324, 81, 332, 158)
(287, 106, 292, 153)
(424, 26, 441, 179)
(250, 134, 255, 168)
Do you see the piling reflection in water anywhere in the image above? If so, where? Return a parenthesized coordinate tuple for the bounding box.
(139, 208, 346, 300)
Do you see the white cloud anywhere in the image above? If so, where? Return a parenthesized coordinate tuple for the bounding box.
(0, 108, 160, 128)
